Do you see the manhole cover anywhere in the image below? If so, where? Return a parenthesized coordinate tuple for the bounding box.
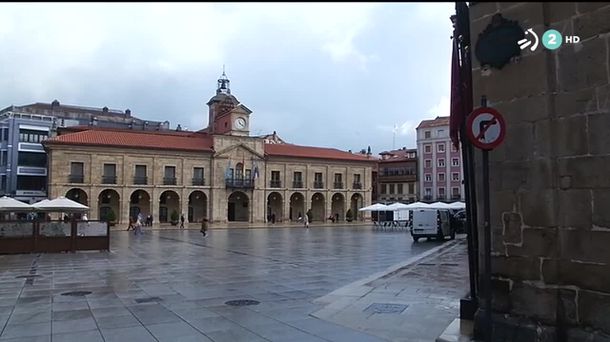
(15, 275, 42, 279)
(364, 303, 408, 314)
(135, 297, 163, 304)
(225, 299, 260, 306)
(61, 291, 92, 297)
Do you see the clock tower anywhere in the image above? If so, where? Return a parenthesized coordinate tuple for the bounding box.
(206, 70, 251, 136)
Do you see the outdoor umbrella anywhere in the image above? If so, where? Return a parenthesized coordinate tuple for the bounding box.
(385, 202, 411, 211)
(404, 202, 432, 210)
(448, 201, 466, 209)
(358, 203, 390, 211)
(32, 196, 89, 212)
(0, 196, 33, 212)
(429, 202, 454, 209)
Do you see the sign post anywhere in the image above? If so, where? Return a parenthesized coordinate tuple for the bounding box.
(467, 96, 506, 342)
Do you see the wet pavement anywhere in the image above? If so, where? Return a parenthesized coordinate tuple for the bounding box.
(0, 225, 450, 342)
(312, 237, 469, 342)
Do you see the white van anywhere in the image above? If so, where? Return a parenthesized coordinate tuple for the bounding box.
(408, 208, 455, 242)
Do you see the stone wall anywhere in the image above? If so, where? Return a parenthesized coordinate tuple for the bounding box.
(470, 2, 610, 341)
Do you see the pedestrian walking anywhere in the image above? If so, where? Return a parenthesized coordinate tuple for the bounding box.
(134, 216, 143, 235)
(126, 217, 134, 231)
(200, 219, 208, 237)
(180, 214, 185, 229)
(304, 213, 309, 229)
(82, 213, 88, 221)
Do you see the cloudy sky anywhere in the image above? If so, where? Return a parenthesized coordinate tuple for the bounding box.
(0, 2, 454, 155)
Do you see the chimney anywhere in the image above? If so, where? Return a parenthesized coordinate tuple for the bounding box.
(102, 106, 109, 113)
(125, 109, 131, 117)
(176, 124, 182, 131)
(51, 99, 60, 108)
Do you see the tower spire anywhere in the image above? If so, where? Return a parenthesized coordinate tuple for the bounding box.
(217, 66, 231, 95)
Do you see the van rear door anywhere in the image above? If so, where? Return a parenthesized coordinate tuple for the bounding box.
(412, 209, 438, 236)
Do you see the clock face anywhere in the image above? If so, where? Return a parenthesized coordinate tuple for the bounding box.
(235, 117, 246, 130)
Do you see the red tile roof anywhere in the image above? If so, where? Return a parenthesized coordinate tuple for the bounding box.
(416, 116, 450, 129)
(265, 143, 377, 162)
(44, 129, 214, 152)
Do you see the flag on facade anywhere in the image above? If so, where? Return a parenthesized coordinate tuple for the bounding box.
(253, 160, 259, 180)
(449, 34, 463, 151)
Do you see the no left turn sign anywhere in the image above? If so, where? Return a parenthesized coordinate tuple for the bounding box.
(466, 107, 506, 150)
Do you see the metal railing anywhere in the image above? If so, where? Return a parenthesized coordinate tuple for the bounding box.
(226, 178, 254, 188)
(333, 182, 343, 189)
(192, 178, 205, 186)
(101, 176, 116, 184)
(353, 182, 362, 189)
(270, 180, 281, 188)
(133, 176, 147, 185)
(69, 175, 84, 183)
(292, 181, 303, 188)
(163, 177, 177, 185)
(313, 181, 324, 189)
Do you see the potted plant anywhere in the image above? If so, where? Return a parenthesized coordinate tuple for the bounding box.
(346, 209, 353, 222)
(170, 210, 179, 225)
(106, 209, 116, 226)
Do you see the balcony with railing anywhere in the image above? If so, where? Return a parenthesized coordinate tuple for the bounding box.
(192, 178, 205, 186)
(451, 194, 461, 200)
(101, 175, 116, 184)
(292, 181, 303, 188)
(270, 180, 282, 188)
(423, 195, 433, 201)
(352, 182, 362, 189)
(133, 176, 148, 185)
(437, 195, 446, 201)
(163, 177, 177, 185)
(69, 174, 84, 183)
(313, 181, 324, 189)
(226, 178, 254, 189)
(333, 182, 344, 189)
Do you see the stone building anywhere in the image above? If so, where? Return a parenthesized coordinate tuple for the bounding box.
(42, 73, 375, 225)
(469, 2, 610, 340)
(376, 147, 418, 203)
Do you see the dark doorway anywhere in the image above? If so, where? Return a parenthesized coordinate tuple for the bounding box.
(228, 202, 236, 221)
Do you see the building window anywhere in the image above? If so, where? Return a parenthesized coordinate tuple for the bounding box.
(452, 187, 460, 195)
(424, 131, 431, 139)
(271, 171, 281, 188)
(17, 152, 46, 167)
(425, 174, 431, 182)
(438, 187, 446, 199)
(135, 165, 147, 184)
(18, 129, 48, 143)
(235, 163, 244, 179)
(164, 166, 176, 185)
(452, 144, 459, 152)
(293, 171, 303, 188)
(69, 162, 84, 183)
(408, 183, 414, 194)
(0, 175, 5, 191)
(389, 184, 395, 194)
(452, 173, 459, 181)
(438, 159, 445, 167)
(334, 173, 343, 189)
(1, 151, 7, 166)
(424, 144, 431, 153)
(193, 167, 204, 185)
(425, 159, 431, 168)
(353, 173, 362, 189)
(314, 172, 323, 188)
(1, 128, 8, 142)
(102, 164, 116, 184)
(438, 173, 445, 182)
(381, 184, 387, 194)
(452, 158, 460, 167)
(17, 175, 46, 191)
(438, 143, 445, 152)
(397, 184, 403, 194)
(437, 129, 444, 137)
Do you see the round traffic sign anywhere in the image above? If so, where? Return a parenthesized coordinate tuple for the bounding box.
(466, 107, 506, 150)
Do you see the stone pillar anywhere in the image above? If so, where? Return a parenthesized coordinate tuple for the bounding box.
(89, 188, 99, 221)
(152, 188, 160, 224)
(181, 187, 189, 223)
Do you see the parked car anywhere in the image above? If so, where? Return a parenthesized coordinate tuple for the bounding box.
(408, 208, 455, 242)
